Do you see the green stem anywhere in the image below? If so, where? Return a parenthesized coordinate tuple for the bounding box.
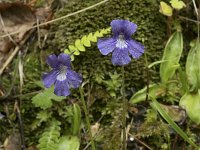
(121, 66, 127, 150)
(79, 87, 96, 150)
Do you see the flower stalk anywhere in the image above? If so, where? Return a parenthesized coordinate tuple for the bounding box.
(121, 66, 127, 150)
(79, 86, 96, 150)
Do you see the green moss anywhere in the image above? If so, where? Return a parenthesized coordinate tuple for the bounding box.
(48, 0, 167, 91)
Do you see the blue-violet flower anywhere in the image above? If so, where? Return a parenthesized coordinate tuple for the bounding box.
(97, 20, 145, 66)
(42, 53, 82, 96)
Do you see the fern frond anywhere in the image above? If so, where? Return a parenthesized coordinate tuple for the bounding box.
(64, 27, 111, 60)
(37, 120, 61, 150)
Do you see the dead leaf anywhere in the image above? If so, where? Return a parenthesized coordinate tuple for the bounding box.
(3, 132, 21, 150)
(0, 2, 36, 53)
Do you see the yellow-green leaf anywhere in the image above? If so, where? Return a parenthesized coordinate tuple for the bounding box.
(88, 33, 97, 42)
(70, 55, 75, 61)
(170, 0, 186, 10)
(94, 31, 103, 38)
(68, 45, 80, 55)
(81, 35, 91, 47)
(64, 49, 71, 55)
(75, 39, 85, 52)
(159, 1, 173, 16)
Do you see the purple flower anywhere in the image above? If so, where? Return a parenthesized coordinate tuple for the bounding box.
(42, 53, 82, 96)
(97, 20, 145, 66)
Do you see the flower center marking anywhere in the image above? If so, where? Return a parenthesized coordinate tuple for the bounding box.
(116, 34, 128, 49)
(57, 65, 67, 81)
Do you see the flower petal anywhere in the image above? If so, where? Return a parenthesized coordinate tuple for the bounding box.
(111, 20, 137, 37)
(128, 40, 145, 58)
(54, 80, 70, 96)
(42, 70, 58, 88)
(97, 38, 116, 55)
(47, 54, 59, 68)
(58, 53, 71, 68)
(111, 48, 131, 66)
(66, 70, 82, 88)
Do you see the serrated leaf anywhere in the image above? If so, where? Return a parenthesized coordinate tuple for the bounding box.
(170, 0, 186, 10)
(159, 1, 173, 16)
(94, 31, 103, 37)
(36, 110, 52, 122)
(81, 35, 91, 47)
(88, 33, 97, 42)
(32, 86, 65, 109)
(38, 120, 61, 150)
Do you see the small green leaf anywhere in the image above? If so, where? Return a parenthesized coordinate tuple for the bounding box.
(68, 45, 80, 55)
(64, 49, 71, 54)
(81, 35, 91, 47)
(70, 55, 75, 61)
(88, 33, 97, 42)
(32, 87, 65, 109)
(57, 136, 80, 150)
(75, 39, 85, 51)
(36, 110, 52, 122)
(94, 31, 103, 37)
(159, 1, 173, 16)
(170, 0, 186, 10)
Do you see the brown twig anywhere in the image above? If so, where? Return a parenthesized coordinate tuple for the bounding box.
(128, 133, 153, 150)
(0, 28, 36, 75)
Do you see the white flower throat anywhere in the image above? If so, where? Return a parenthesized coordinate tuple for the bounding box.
(116, 34, 128, 49)
(57, 65, 67, 81)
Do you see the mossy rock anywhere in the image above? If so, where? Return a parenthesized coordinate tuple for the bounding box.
(47, 0, 167, 90)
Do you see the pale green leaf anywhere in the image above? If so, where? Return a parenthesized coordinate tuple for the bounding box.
(68, 45, 80, 55)
(32, 87, 65, 109)
(170, 0, 186, 10)
(88, 33, 97, 42)
(75, 39, 85, 51)
(81, 35, 91, 47)
(159, 1, 173, 16)
(94, 31, 103, 37)
(57, 136, 80, 150)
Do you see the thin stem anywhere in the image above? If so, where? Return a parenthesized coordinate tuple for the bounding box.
(144, 53, 150, 102)
(79, 87, 96, 150)
(121, 66, 127, 150)
(192, 0, 199, 42)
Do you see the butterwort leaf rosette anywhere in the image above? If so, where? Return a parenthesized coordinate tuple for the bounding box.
(42, 53, 82, 96)
(97, 20, 145, 66)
